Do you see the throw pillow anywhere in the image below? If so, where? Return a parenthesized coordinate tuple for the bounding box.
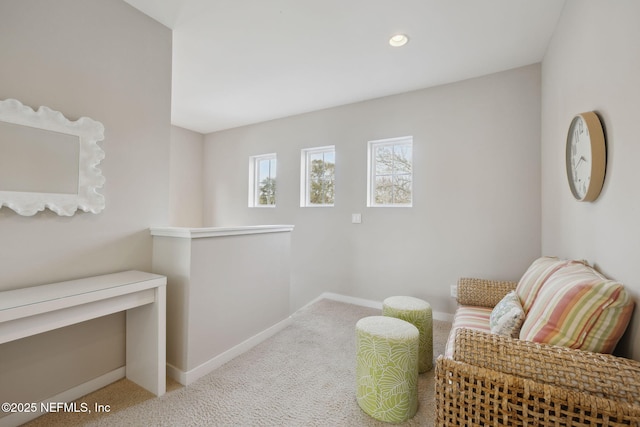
(490, 291, 525, 338)
(515, 256, 568, 315)
(519, 262, 634, 353)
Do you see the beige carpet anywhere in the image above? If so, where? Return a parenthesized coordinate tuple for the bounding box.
(24, 299, 451, 426)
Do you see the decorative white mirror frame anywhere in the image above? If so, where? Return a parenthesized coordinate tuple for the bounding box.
(0, 98, 105, 216)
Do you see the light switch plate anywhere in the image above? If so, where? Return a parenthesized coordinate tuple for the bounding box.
(351, 213, 362, 224)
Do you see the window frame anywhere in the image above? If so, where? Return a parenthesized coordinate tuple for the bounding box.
(248, 153, 277, 208)
(300, 145, 336, 207)
(367, 136, 413, 208)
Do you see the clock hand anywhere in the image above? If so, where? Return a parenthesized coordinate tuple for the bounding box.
(574, 156, 586, 169)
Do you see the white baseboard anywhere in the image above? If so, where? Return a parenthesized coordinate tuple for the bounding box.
(0, 367, 125, 427)
(167, 316, 293, 386)
(433, 311, 454, 323)
(318, 292, 383, 309)
(318, 292, 454, 323)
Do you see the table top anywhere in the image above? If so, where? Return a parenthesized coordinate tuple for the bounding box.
(0, 270, 164, 314)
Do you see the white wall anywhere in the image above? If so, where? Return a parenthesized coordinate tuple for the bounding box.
(0, 0, 171, 404)
(542, 0, 640, 360)
(204, 65, 542, 314)
(152, 230, 291, 383)
(170, 126, 204, 227)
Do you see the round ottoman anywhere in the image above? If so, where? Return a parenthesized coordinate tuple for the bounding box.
(355, 316, 419, 423)
(383, 296, 433, 373)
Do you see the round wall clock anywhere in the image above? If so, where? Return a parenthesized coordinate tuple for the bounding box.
(565, 111, 606, 202)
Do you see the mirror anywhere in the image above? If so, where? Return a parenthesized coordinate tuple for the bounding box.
(0, 98, 105, 216)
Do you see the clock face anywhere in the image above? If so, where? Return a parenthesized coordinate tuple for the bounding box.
(565, 112, 606, 202)
(567, 115, 592, 200)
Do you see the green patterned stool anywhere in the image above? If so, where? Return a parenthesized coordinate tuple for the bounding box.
(355, 316, 419, 423)
(383, 296, 433, 373)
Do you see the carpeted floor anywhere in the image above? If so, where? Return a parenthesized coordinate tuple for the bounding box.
(24, 299, 451, 426)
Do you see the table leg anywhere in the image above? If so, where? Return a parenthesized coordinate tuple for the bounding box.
(125, 285, 166, 396)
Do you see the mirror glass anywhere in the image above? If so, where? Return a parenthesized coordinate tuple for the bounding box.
(0, 99, 105, 216)
(0, 121, 80, 194)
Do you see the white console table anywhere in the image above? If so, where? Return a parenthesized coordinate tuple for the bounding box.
(0, 271, 166, 397)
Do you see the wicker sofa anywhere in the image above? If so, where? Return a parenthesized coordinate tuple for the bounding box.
(435, 257, 640, 426)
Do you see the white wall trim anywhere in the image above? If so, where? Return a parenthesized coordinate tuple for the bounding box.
(316, 292, 454, 323)
(167, 316, 293, 386)
(0, 367, 125, 427)
(317, 292, 383, 309)
(149, 225, 294, 239)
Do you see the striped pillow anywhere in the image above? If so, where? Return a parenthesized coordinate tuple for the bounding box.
(519, 262, 634, 353)
(515, 257, 570, 314)
(444, 306, 492, 358)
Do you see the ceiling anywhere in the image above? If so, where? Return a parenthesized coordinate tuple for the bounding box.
(123, 0, 565, 134)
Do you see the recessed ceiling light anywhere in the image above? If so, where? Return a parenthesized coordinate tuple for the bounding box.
(389, 34, 409, 47)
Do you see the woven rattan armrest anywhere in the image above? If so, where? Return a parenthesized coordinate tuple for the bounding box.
(456, 277, 517, 307)
(435, 356, 640, 426)
(452, 328, 640, 406)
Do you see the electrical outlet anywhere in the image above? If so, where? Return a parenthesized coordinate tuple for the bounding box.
(450, 284, 457, 298)
(351, 213, 362, 224)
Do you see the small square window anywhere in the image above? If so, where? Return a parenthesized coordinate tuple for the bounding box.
(300, 146, 335, 207)
(249, 153, 276, 207)
(367, 137, 413, 207)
